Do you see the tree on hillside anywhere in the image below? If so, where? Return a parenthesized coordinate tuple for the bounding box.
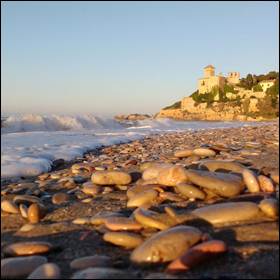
(238, 71, 279, 90)
(246, 74, 254, 89)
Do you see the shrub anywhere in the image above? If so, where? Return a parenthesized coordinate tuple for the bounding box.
(191, 87, 231, 104)
(223, 84, 237, 94)
(252, 84, 263, 92)
(190, 90, 200, 103)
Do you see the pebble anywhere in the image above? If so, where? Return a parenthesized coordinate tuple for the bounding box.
(71, 163, 94, 173)
(134, 208, 176, 230)
(82, 182, 101, 196)
(102, 186, 114, 193)
(1, 256, 48, 278)
(127, 184, 162, 199)
(184, 155, 201, 165)
(81, 198, 92, 203)
(19, 224, 36, 232)
(127, 189, 158, 208)
(192, 148, 216, 157)
(4, 241, 53, 256)
(166, 240, 227, 273)
(141, 178, 159, 185)
(19, 203, 29, 218)
(259, 198, 279, 218)
(52, 193, 70, 204)
(94, 166, 106, 171)
(50, 173, 62, 179)
(73, 217, 91, 225)
(27, 263, 61, 279)
(1, 200, 19, 214)
(192, 202, 261, 225)
(28, 203, 42, 224)
(174, 149, 193, 158)
(104, 217, 143, 231)
(71, 267, 130, 279)
(103, 231, 143, 249)
(90, 212, 124, 225)
(199, 160, 245, 173)
(175, 183, 206, 200)
(157, 166, 189, 187)
(242, 169, 260, 193)
(185, 169, 245, 198)
(91, 171, 132, 185)
(70, 255, 111, 270)
(130, 225, 202, 264)
(257, 175, 275, 192)
(139, 162, 158, 172)
(159, 191, 185, 202)
(142, 164, 172, 180)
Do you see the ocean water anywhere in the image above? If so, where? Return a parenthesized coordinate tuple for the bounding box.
(1, 114, 264, 179)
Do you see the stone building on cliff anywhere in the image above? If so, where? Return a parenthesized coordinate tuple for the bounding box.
(198, 65, 240, 94)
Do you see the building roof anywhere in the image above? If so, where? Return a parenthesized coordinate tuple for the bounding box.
(204, 65, 215, 69)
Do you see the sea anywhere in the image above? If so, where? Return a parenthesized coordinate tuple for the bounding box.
(1, 113, 266, 179)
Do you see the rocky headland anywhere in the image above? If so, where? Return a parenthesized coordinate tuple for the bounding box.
(156, 71, 279, 121)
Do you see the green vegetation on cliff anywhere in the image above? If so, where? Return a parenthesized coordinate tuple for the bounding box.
(190, 84, 238, 105)
(190, 89, 218, 105)
(238, 71, 279, 90)
(252, 84, 263, 92)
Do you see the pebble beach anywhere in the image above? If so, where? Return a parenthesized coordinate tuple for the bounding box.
(1, 122, 279, 279)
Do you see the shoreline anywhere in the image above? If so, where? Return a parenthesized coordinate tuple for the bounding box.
(1, 121, 277, 184)
(1, 121, 278, 184)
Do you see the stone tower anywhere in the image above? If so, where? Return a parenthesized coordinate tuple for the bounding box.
(203, 65, 215, 78)
(227, 72, 240, 84)
(198, 65, 225, 94)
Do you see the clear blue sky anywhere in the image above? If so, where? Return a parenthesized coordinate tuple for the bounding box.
(1, 1, 279, 116)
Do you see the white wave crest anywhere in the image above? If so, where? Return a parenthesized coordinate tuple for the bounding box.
(1, 114, 122, 133)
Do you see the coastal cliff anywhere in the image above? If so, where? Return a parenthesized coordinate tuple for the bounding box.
(156, 72, 279, 121)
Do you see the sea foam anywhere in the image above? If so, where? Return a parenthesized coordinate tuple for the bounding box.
(1, 114, 263, 179)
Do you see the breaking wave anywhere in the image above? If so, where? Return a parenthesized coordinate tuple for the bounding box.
(1, 114, 123, 134)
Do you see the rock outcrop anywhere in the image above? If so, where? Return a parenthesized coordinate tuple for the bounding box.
(156, 88, 278, 121)
(115, 114, 151, 121)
